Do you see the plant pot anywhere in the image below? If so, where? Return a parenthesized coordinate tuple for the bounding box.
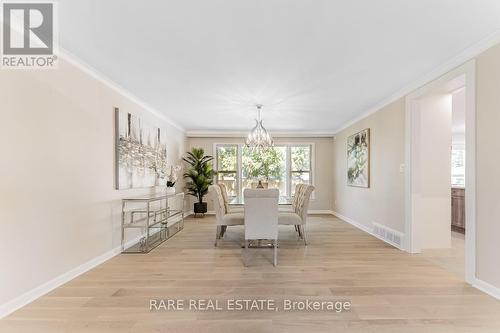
(194, 202, 207, 215)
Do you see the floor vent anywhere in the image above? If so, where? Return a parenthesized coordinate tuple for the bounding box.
(372, 222, 404, 249)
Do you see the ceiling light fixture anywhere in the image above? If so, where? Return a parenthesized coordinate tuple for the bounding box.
(245, 104, 273, 151)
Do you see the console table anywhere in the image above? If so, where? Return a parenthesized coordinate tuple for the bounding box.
(121, 192, 184, 253)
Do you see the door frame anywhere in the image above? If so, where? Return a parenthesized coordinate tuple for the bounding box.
(404, 60, 476, 284)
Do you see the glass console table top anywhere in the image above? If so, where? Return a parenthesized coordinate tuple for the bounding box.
(121, 192, 185, 254)
(122, 192, 180, 202)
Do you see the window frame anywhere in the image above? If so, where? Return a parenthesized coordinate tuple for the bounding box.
(289, 144, 314, 197)
(214, 143, 240, 197)
(451, 144, 466, 187)
(213, 142, 315, 198)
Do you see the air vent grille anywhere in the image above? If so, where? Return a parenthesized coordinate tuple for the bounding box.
(372, 222, 404, 249)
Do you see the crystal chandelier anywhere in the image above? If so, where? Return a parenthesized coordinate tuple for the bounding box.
(245, 104, 273, 151)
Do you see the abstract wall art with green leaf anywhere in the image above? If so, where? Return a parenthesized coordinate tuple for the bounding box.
(347, 128, 370, 188)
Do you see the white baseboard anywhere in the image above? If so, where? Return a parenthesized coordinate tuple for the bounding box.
(332, 211, 373, 233)
(183, 210, 215, 216)
(473, 278, 500, 300)
(332, 214, 500, 299)
(4, 210, 496, 320)
(308, 210, 334, 215)
(332, 211, 404, 250)
(0, 235, 142, 319)
(188, 210, 333, 216)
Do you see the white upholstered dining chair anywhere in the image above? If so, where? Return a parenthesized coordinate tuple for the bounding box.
(244, 188, 279, 266)
(278, 184, 315, 245)
(217, 183, 243, 213)
(208, 185, 244, 246)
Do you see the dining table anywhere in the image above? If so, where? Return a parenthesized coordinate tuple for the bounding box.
(229, 196, 292, 206)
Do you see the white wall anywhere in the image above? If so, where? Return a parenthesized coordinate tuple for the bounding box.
(3, 37, 500, 317)
(333, 41, 500, 295)
(332, 99, 406, 232)
(452, 88, 466, 146)
(411, 94, 452, 249)
(0, 57, 186, 312)
(186, 136, 334, 212)
(476, 42, 500, 289)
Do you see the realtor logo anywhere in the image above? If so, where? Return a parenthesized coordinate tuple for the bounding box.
(1, 1, 58, 69)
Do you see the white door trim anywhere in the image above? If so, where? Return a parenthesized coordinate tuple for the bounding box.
(404, 60, 476, 284)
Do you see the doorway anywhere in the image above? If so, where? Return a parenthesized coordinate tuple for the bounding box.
(405, 60, 476, 284)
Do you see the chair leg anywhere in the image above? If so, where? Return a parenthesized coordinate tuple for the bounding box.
(214, 226, 220, 247)
(297, 224, 303, 239)
(273, 240, 278, 267)
(301, 225, 307, 246)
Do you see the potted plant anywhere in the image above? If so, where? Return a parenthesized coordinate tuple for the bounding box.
(183, 148, 215, 216)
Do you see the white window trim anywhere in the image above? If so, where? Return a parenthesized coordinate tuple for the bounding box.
(451, 144, 466, 187)
(213, 142, 240, 196)
(213, 142, 316, 199)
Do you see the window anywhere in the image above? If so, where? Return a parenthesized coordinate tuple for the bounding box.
(242, 146, 287, 194)
(451, 146, 465, 187)
(215, 143, 313, 197)
(291, 145, 311, 196)
(215, 145, 238, 196)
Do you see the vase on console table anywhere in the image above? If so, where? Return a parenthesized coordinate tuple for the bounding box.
(166, 180, 176, 195)
(155, 177, 167, 186)
(165, 165, 181, 196)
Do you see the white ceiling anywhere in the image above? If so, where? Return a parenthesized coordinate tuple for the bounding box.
(59, 0, 500, 133)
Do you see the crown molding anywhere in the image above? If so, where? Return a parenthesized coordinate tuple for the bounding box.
(185, 130, 335, 138)
(333, 27, 500, 134)
(56, 25, 500, 136)
(58, 48, 185, 133)
(60, 25, 500, 137)
(0, 16, 185, 131)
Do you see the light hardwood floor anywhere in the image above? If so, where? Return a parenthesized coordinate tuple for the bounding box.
(2, 215, 500, 333)
(421, 231, 466, 278)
